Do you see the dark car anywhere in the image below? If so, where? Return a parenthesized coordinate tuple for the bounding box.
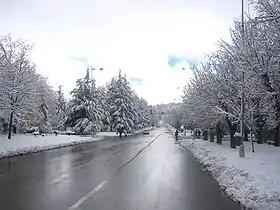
(143, 129, 150, 135)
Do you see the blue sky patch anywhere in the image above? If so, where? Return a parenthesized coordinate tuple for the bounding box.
(168, 55, 181, 68)
(167, 55, 199, 69)
(69, 56, 88, 63)
(129, 77, 143, 85)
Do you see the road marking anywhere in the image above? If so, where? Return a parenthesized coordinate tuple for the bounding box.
(69, 134, 160, 209)
(69, 180, 107, 209)
(115, 134, 161, 175)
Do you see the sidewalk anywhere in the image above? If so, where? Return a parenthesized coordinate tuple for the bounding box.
(179, 138, 280, 210)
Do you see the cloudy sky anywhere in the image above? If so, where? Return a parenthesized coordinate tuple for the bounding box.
(0, 0, 250, 105)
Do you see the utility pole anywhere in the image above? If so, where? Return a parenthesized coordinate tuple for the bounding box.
(239, 0, 245, 158)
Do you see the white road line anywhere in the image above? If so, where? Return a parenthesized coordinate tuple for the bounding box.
(69, 180, 107, 209)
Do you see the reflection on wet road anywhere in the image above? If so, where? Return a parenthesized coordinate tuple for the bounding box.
(0, 128, 240, 210)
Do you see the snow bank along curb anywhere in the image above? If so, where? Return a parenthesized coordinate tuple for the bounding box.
(0, 128, 155, 159)
(0, 136, 104, 159)
(180, 139, 280, 210)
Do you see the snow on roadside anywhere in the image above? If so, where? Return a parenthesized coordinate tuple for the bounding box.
(0, 134, 103, 159)
(0, 128, 155, 159)
(180, 139, 280, 210)
(95, 132, 118, 137)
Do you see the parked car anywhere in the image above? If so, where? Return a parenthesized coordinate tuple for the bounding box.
(66, 130, 75, 136)
(27, 126, 39, 133)
(32, 131, 40, 136)
(143, 129, 149, 135)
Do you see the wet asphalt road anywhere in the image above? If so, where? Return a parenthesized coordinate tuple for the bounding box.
(0, 128, 241, 210)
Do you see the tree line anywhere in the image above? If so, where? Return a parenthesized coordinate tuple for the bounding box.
(0, 35, 159, 139)
(182, 0, 280, 147)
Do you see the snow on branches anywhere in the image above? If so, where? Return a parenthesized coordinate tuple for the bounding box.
(182, 0, 280, 146)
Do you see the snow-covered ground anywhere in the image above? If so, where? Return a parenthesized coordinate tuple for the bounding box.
(95, 132, 118, 137)
(180, 137, 280, 210)
(0, 134, 102, 159)
(0, 128, 155, 159)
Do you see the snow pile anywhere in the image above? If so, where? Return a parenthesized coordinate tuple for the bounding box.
(180, 139, 280, 210)
(0, 134, 102, 159)
(95, 132, 119, 137)
(166, 124, 176, 133)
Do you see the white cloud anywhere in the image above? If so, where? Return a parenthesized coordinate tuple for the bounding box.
(0, 0, 251, 104)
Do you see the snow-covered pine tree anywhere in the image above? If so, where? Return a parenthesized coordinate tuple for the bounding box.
(56, 85, 67, 130)
(148, 105, 159, 127)
(107, 70, 136, 138)
(130, 91, 157, 130)
(38, 94, 52, 133)
(64, 69, 103, 134)
(131, 92, 142, 130)
(96, 86, 110, 131)
(138, 98, 150, 129)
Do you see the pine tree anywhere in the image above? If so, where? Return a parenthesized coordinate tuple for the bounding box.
(148, 105, 159, 127)
(131, 93, 142, 130)
(56, 85, 67, 130)
(97, 86, 110, 131)
(107, 70, 136, 138)
(137, 97, 150, 129)
(64, 69, 103, 134)
(132, 94, 158, 129)
(38, 95, 52, 133)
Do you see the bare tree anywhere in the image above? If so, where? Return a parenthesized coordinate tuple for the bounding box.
(0, 35, 38, 139)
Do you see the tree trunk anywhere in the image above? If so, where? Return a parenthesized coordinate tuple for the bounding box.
(203, 130, 208, 140)
(226, 119, 236, 148)
(216, 132, 222, 144)
(210, 128, 215, 142)
(2, 121, 8, 133)
(273, 127, 280, 147)
(250, 128, 255, 153)
(119, 131, 122, 138)
(256, 127, 263, 144)
(216, 122, 223, 144)
(13, 125, 17, 134)
(244, 126, 249, 142)
(8, 111, 14, 139)
(229, 130, 236, 148)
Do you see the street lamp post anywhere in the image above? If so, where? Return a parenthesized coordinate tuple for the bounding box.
(239, 0, 245, 158)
